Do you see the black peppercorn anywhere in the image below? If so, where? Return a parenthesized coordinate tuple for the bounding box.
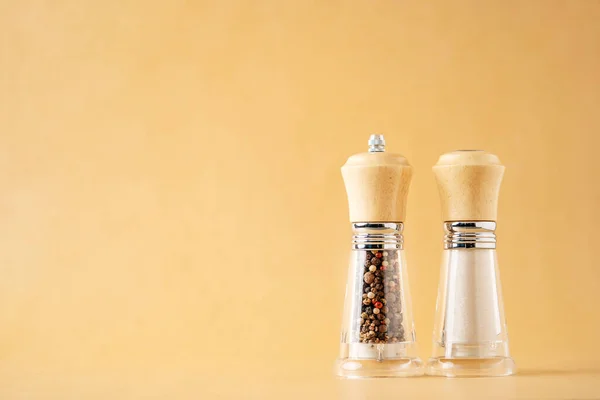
(357, 250, 406, 344)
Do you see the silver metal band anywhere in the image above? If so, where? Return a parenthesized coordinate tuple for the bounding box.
(444, 221, 497, 249)
(352, 222, 403, 250)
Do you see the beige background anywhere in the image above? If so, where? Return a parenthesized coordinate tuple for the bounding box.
(1, 0, 599, 398)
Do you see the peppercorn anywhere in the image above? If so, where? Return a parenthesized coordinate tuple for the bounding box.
(357, 250, 406, 344)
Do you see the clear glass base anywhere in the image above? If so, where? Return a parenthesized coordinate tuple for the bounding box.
(426, 356, 516, 377)
(335, 357, 424, 378)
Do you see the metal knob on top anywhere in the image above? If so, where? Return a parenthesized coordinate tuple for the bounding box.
(368, 134, 386, 153)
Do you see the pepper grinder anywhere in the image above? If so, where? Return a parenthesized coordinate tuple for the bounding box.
(334, 135, 423, 378)
(426, 150, 516, 377)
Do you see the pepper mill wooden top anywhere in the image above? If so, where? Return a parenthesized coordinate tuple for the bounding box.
(433, 150, 505, 222)
(341, 136, 412, 222)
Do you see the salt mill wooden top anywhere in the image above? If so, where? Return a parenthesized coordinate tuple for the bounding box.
(341, 135, 412, 222)
(433, 150, 505, 222)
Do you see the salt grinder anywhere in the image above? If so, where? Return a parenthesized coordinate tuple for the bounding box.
(426, 151, 516, 377)
(335, 135, 423, 378)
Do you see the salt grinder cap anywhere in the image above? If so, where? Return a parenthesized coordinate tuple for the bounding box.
(341, 135, 412, 223)
(433, 150, 505, 222)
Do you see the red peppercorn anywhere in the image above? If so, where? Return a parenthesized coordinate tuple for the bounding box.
(375, 253, 382, 258)
(374, 302, 383, 309)
(380, 266, 386, 271)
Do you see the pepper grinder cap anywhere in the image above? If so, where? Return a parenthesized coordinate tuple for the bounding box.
(342, 135, 412, 223)
(433, 150, 505, 222)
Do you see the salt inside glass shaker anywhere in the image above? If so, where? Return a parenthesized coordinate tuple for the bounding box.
(426, 150, 516, 377)
(334, 135, 423, 378)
